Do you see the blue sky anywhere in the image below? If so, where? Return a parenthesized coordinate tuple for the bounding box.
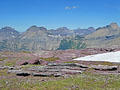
(0, 0, 120, 32)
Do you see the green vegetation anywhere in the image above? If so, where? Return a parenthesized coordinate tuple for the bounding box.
(21, 51, 32, 53)
(0, 72, 120, 90)
(64, 61, 80, 63)
(58, 35, 86, 50)
(0, 57, 8, 61)
(21, 64, 41, 69)
(93, 61, 118, 66)
(40, 57, 59, 61)
(4, 60, 16, 66)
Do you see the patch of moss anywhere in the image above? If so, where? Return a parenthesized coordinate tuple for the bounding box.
(64, 61, 80, 63)
(4, 61, 16, 66)
(21, 51, 32, 53)
(40, 57, 59, 62)
(0, 69, 8, 76)
(94, 61, 116, 66)
(21, 64, 41, 69)
(0, 57, 8, 61)
(0, 73, 120, 90)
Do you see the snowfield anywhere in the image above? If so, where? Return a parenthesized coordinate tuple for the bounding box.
(74, 51, 120, 63)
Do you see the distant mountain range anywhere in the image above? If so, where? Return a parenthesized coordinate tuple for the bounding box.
(85, 23, 120, 48)
(0, 23, 120, 51)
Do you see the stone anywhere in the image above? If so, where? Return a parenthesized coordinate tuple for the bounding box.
(47, 69, 61, 72)
(17, 60, 28, 65)
(32, 72, 53, 77)
(61, 69, 82, 74)
(16, 71, 31, 76)
(48, 63, 88, 68)
(74, 63, 88, 68)
(54, 73, 63, 77)
(8, 70, 22, 74)
(48, 63, 76, 66)
(28, 59, 40, 65)
(91, 65, 117, 71)
(32, 72, 62, 77)
(39, 59, 48, 65)
(0, 66, 16, 70)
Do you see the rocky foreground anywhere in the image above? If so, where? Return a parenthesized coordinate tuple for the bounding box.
(4, 63, 119, 77)
(0, 64, 119, 78)
(0, 48, 120, 90)
(0, 48, 120, 78)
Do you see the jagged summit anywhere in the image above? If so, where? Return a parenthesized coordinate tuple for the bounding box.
(1, 26, 17, 32)
(56, 27, 69, 31)
(1, 22, 120, 51)
(85, 22, 120, 48)
(0, 26, 19, 42)
(109, 22, 119, 30)
(88, 27, 95, 31)
(27, 26, 47, 32)
(0, 26, 19, 33)
(1, 26, 14, 30)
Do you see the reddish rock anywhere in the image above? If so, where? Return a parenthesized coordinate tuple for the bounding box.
(91, 65, 118, 71)
(17, 60, 28, 65)
(39, 60, 48, 65)
(28, 58, 40, 65)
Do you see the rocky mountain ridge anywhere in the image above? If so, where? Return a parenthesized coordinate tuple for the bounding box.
(85, 23, 120, 48)
(0, 25, 94, 51)
(0, 22, 120, 51)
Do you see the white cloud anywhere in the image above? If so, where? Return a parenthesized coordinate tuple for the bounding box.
(72, 6, 77, 9)
(65, 6, 71, 10)
(65, 6, 78, 10)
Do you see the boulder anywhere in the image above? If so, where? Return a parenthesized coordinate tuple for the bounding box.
(32, 72, 62, 77)
(8, 70, 31, 76)
(0, 66, 16, 70)
(48, 63, 88, 68)
(17, 60, 28, 65)
(28, 59, 40, 65)
(8, 70, 22, 74)
(32, 72, 54, 77)
(48, 63, 76, 66)
(16, 71, 31, 76)
(39, 59, 48, 65)
(74, 63, 88, 68)
(91, 65, 117, 71)
(61, 69, 82, 74)
(54, 73, 63, 77)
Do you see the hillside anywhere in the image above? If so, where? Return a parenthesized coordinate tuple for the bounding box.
(0, 26, 91, 51)
(85, 23, 120, 48)
(1, 23, 120, 51)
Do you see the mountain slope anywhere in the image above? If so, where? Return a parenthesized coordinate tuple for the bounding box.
(74, 27, 96, 36)
(16, 26, 63, 51)
(0, 27, 19, 41)
(85, 23, 120, 48)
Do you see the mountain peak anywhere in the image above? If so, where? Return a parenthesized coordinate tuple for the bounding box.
(2, 26, 15, 30)
(27, 26, 47, 32)
(1, 26, 19, 34)
(88, 27, 95, 31)
(39, 27, 47, 31)
(109, 22, 119, 30)
(57, 27, 69, 31)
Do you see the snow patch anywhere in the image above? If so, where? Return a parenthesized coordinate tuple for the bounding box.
(74, 51, 120, 62)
